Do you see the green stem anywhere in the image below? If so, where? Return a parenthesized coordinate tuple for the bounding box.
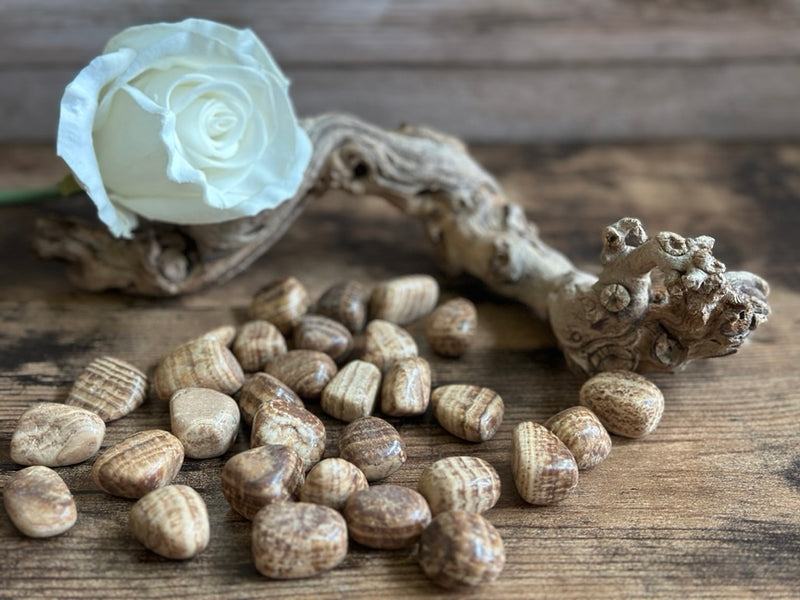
(0, 174, 81, 206)
(0, 186, 62, 206)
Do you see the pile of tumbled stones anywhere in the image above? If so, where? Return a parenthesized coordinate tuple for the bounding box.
(4, 274, 664, 588)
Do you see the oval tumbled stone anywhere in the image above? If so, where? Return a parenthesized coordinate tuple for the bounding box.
(66, 356, 147, 422)
(91, 430, 185, 499)
(417, 456, 501, 516)
(170, 388, 240, 459)
(252, 502, 348, 579)
(250, 398, 326, 471)
(152, 337, 244, 401)
(11, 402, 105, 467)
(264, 350, 338, 401)
(343, 484, 431, 549)
(130, 485, 210, 560)
(579, 370, 664, 438)
(4, 466, 77, 538)
(338, 416, 407, 482)
(431, 384, 504, 442)
(512, 421, 578, 506)
(221, 444, 305, 520)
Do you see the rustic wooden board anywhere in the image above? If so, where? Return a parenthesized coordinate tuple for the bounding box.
(4, 0, 800, 142)
(1, 141, 799, 599)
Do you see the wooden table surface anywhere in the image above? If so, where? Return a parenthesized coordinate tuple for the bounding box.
(1, 142, 798, 599)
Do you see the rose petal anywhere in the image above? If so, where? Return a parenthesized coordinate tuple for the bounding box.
(57, 48, 141, 238)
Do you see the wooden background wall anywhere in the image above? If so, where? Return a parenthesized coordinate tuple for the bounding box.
(3, 0, 800, 143)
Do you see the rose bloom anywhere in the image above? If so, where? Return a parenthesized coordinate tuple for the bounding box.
(57, 18, 312, 238)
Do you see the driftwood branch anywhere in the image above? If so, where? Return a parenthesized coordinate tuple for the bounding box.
(33, 113, 770, 376)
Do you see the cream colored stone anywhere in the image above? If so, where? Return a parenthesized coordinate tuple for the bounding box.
(170, 388, 240, 459)
(11, 402, 105, 467)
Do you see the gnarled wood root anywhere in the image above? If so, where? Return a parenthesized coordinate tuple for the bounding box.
(33, 113, 770, 376)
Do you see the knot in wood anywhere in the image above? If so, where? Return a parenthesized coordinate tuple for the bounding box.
(600, 283, 631, 313)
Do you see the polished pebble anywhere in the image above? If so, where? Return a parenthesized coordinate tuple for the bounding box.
(369, 274, 439, 325)
(10, 402, 105, 467)
(220, 444, 305, 520)
(232, 320, 287, 372)
(343, 484, 431, 549)
(152, 337, 244, 401)
(380, 356, 431, 417)
(544, 406, 611, 470)
(361, 319, 418, 371)
(293, 314, 353, 362)
(298, 458, 369, 510)
(66, 356, 147, 422)
(512, 421, 578, 506)
(320, 360, 382, 422)
(91, 430, 185, 499)
(250, 398, 326, 471)
(431, 384, 504, 442)
(338, 416, 407, 482)
(315, 280, 370, 333)
(252, 502, 348, 579)
(264, 350, 338, 401)
(130, 484, 210, 560)
(3, 466, 77, 538)
(425, 297, 478, 357)
(238, 372, 303, 426)
(169, 388, 240, 459)
(249, 276, 310, 335)
(417, 456, 501, 516)
(418, 510, 505, 588)
(579, 370, 665, 438)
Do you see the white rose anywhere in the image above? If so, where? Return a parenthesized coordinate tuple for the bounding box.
(57, 18, 312, 238)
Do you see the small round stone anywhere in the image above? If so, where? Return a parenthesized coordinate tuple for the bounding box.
(380, 357, 431, 417)
(4, 466, 77, 538)
(264, 350, 338, 401)
(252, 502, 348, 579)
(250, 398, 326, 471)
(249, 276, 310, 335)
(369, 274, 439, 325)
(220, 444, 305, 520)
(361, 319, 418, 372)
(170, 388, 240, 459)
(10, 402, 105, 467)
(417, 456, 501, 515)
(418, 510, 505, 589)
(232, 320, 287, 372)
(425, 297, 478, 357)
(512, 421, 578, 506)
(238, 372, 303, 426)
(66, 356, 148, 422)
(293, 314, 353, 362)
(130, 485, 210, 560)
(338, 416, 407, 482)
(91, 430, 185, 499)
(321, 360, 382, 422)
(152, 338, 244, 401)
(544, 406, 611, 470)
(431, 384, 504, 442)
(343, 485, 431, 549)
(315, 280, 370, 333)
(299, 458, 369, 510)
(579, 370, 664, 438)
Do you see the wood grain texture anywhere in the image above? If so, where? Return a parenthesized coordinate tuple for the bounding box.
(1, 141, 799, 599)
(4, 0, 800, 142)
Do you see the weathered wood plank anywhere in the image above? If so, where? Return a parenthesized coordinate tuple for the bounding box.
(5, 61, 800, 143)
(0, 141, 798, 599)
(3, 1, 800, 142)
(3, 0, 800, 66)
